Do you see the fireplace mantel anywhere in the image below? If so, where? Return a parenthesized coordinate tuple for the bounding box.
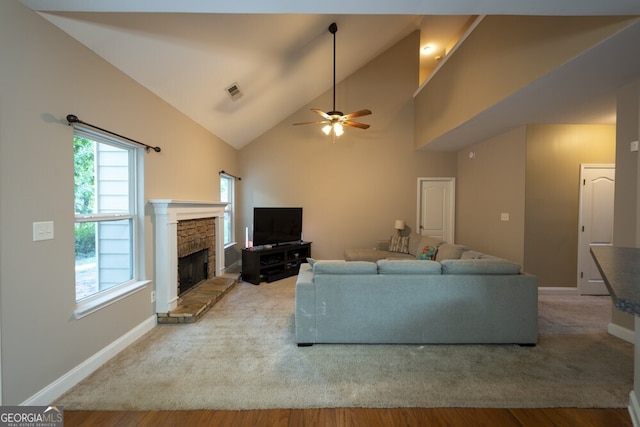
(149, 199, 228, 313)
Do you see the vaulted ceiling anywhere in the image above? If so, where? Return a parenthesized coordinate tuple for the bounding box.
(21, 0, 640, 149)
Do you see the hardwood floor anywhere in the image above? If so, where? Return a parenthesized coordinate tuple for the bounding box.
(64, 407, 631, 426)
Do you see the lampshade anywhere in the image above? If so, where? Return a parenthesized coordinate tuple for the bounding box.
(394, 220, 405, 230)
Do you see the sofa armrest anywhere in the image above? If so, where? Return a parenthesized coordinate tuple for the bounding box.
(295, 267, 316, 344)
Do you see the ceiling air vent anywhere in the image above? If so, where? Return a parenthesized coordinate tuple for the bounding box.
(225, 82, 242, 101)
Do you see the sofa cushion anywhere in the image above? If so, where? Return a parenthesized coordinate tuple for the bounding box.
(344, 249, 383, 262)
(435, 244, 468, 261)
(313, 261, 378, 274)
(441, 259, 522, 275)
(408, 234, 445, 256)
(385, 253, 415, 259)
(377, 259, 442, 275)
(344, 249, 413, 262)
(388, 236, 409, 253)
(407, 233, 422, 256)
(412, 235, 446, 258)
(460, 250, 484, 259)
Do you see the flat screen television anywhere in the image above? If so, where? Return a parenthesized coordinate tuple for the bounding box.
(253, 207, 303, 247)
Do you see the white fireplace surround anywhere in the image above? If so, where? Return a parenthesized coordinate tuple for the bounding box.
(149, 199, 228, 313)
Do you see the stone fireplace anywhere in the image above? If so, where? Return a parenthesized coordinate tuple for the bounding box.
(149, 200, 227, 313)
(177, 217, 215, 295)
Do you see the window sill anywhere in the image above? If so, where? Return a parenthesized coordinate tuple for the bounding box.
(224, 241, 237, 250)
(74, 280, 151, 319)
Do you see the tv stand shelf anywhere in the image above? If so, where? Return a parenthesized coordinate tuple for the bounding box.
(242, 242, 312, 285)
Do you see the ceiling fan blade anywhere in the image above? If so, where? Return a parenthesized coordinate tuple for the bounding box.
(293, 120, 330, 126)
(342, 120, 370, 130)
(342, 109, 372, 120)
(311, 109, 332, 120)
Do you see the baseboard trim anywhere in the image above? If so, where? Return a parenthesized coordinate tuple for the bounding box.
(608, 322, 635, 344)
(538, 287, 579, 295)
(222, 259, 241, 275)
(630, 391, 640, 427)
(21, 315, 157, 406)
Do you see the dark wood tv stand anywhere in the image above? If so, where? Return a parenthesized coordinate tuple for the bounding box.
(241, 242, 311, 285)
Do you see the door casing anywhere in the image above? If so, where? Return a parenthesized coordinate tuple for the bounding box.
(577, 164, 615, 295)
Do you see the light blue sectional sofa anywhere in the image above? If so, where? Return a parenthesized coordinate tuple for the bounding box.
(295, 240, 538, 346)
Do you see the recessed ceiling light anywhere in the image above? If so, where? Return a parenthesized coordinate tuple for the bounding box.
(421, 45, 434, 54)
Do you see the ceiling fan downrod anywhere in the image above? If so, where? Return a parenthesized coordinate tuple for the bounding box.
(329, 22, 338, 115)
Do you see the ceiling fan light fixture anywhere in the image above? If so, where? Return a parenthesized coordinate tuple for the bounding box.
(321, 122, 344, 138)
(292, 22, 371, 140)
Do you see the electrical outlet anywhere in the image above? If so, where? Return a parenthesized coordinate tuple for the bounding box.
(151, 291, 156, 303)
(500, 213, 510, 221)
(631, 140, 639, 152)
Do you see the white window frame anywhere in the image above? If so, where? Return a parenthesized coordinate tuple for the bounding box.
(72, 127, 149, 319)
(220, 173, 235, 247)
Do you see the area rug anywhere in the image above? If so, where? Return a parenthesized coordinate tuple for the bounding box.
(55, 277, 633, 410)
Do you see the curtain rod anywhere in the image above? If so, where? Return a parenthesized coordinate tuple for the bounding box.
(66, 114, 161, 153)
(219, 170, 241, 181)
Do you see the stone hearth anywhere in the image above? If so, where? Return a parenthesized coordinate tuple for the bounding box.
(157, 273, 238, 324)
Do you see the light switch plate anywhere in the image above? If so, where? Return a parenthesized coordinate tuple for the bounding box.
(33, 221, 54, 241)
(631, 140, 639, 152)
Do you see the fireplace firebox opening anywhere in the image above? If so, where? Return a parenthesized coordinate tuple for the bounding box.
(178, 249, 208, 295)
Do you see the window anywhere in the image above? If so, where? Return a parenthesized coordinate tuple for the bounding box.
(220, 174, 234, 246)
(74, 128, 142, 304)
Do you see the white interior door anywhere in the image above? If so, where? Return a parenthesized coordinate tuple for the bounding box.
(577, 164, 615, 295)
(417, 178, 455, 243)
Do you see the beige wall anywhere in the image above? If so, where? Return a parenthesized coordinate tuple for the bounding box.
(238, 31, 457, 260)
(414, 16, 635, 149)
(524, 124, 616, 287)
(614, 81, 640, 248)
(612, 81, 640, 330)
(456, 127, 527, 265)
(3, 0, 638, 407)
(456, 124, 616, 287)
(0, 1, 237, 404)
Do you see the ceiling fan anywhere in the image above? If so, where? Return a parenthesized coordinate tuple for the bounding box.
(293, 22, 371, 141)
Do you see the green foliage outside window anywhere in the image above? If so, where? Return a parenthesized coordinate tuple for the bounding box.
(74, 137, 95, 214)
(74, 137, 96, 258)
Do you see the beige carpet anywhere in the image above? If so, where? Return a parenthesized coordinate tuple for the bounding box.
(56, 277, 633, 410)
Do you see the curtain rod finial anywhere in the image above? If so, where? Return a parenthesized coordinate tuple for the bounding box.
(66, 114, 80, 124)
